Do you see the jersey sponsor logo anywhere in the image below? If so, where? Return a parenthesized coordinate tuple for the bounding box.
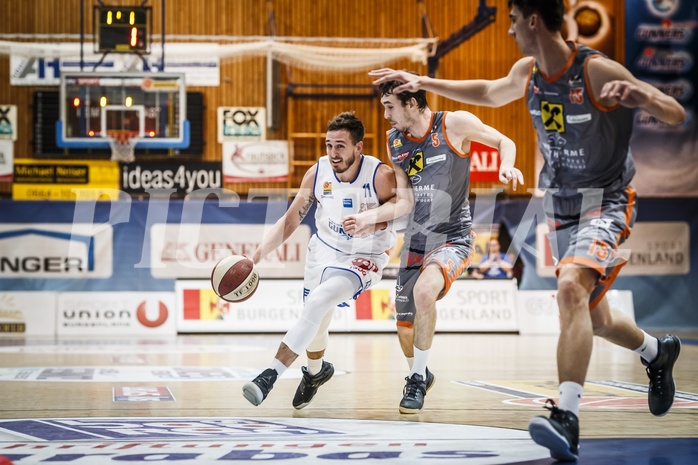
(569, 87, 584, 104)
(426, 154, 446, 165)
(322, 181, 332, 197)
(566, 113, 592, 124)
(342, 198, 353, 208)
(407, 151, 424, 176)
(392, 138, 403, 148)
(396, 151, 410, 162)
(410, 174, 422, 185)
(541, 100, 566, 132)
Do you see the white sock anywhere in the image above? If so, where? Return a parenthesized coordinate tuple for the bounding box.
(410, 347, 429, 379)
(270, 358, 287, 377)
(406, 356, 414, 370)
(558, 381, 583, 416)
(307, 357, 323, 375)
(634, 331, 659, 363)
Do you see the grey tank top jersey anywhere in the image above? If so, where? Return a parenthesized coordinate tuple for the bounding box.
(386, 111, 472, 249)
(526, 42, 636, 195)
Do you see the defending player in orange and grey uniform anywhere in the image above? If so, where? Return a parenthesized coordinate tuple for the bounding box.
(346, 75, 523, 415)
(369, 0, 686, 461)
(242, 111, 412, 408)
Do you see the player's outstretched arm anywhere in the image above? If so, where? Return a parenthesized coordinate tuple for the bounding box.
(369, 59, 531, 108)
(252, 166, 316, 264)
(342, 164, 413, 237)
(589, 57, 686, 126)
(446, 111, 524, 190)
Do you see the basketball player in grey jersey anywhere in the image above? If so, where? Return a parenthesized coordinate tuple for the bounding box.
(369, 0, 685, 461)
(346, 79, 523, 415)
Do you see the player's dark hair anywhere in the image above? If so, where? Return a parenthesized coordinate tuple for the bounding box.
(327, 111, 365, 145)
(508, 0, 565, 32)
(377, 71, 428, 111)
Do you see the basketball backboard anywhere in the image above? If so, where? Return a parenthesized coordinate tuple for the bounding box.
(56, 72, 189, 150)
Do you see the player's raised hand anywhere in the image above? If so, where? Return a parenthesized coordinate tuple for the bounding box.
(369, 68, 422, 94)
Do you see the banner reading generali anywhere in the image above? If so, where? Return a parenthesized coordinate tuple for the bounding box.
(625, 0, 698, 196)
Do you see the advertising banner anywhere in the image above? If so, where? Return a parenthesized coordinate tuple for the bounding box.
(176, 278, 518, 333)
(56, 292, 176, 336)
(625, 0, 698, 196)
(0, 292, 56, 335)
(120, 161, 222, 196)
(0, 105, 17, 141)
(217, 107, 266, 142)
(12, 159, 119, 200)
(0, 140, 13, 182)
(222, 141, 289, 183)
(10, 43, 220, 87)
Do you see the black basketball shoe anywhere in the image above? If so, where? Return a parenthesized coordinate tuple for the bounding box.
(643, 334, 681, 416)
(528, 399, 579, 462)
(292, 360, 335, 410)
(242, 368, 278, 406)
(399, 373, 427, 414)
(425, 367, 436, 393)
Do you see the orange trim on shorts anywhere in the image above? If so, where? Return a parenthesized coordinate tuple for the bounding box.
(425, 232, 476, 299)
(589, 258, 628, 309)
(622, 186, 636, 238)
(557, 256, 605, 277)
(396, 320, 414, 329)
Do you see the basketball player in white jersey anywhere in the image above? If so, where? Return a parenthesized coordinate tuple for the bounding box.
(243, 111, 413, 408)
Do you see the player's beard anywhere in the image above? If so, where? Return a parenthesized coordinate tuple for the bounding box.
(332, 153, 355, 174)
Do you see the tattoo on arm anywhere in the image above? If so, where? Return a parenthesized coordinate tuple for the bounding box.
(298, 196, 314, 222)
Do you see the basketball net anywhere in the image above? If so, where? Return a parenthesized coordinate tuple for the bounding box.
(108, 131, 137, 163)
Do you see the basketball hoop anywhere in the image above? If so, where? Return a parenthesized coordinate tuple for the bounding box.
(108, 130, 138, 163)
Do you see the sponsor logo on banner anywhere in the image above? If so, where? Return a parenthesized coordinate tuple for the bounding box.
(217, 107, 266, 142)
(120, 161, 222, 195)
(150, 224, 309, 278)
(536, 221, 690, 277)
(10, 43, 220, 86)
(0, 417, 548, 464)
(0, 224, 112, 278)
(175, 280, 345, 333)
(0, 104, 18, 140)
(57, 292, 175, 335)
(0, 140, 13, 182)
(470, 141, 501, 182)
(0, 292, 56, 335)
(11, 159, 120, 200)
(222, 140, 289, 182)
(0, 366, 263, 382)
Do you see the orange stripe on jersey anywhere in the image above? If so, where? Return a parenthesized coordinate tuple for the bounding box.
(442, 112, 469, 158)
(541, 41, 578, 83)
(585, 55, 620, 112)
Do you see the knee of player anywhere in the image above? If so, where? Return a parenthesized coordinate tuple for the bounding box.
(556, 276, 591, 309)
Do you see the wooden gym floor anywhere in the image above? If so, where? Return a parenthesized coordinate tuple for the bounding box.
(0, 330, 696, 464)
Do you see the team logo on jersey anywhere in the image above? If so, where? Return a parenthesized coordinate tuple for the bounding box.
(343, 198, 353, 208)
(322, 181, 333, 197)
(541, 100, 566, 133)
(569, 87, 584, 104)
(392, 139, 403, 148)
(407, 151, 424, 176)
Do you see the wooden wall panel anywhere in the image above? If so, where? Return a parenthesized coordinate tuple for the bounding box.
(0, 0, 625, 197)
